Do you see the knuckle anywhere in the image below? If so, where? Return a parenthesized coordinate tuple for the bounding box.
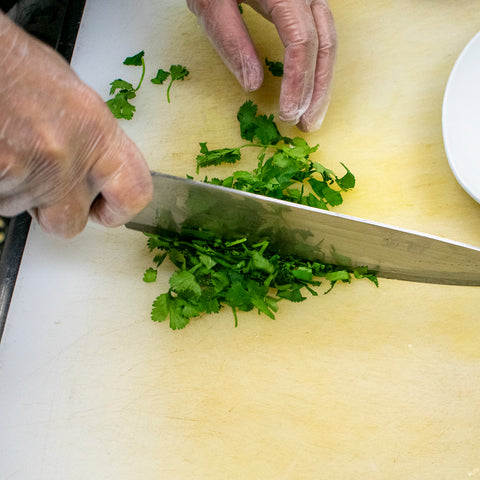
(93, 170, 153, 228)
(37, 198, 89, 239)
(0, 195, 27, 216)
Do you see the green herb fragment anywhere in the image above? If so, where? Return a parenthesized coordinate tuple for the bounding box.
(144, 230, 377, 329)
(265, 58, 284, 77)
(143, 267, 158, 283)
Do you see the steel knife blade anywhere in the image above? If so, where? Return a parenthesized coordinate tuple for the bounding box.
(125, 172, 480, 286)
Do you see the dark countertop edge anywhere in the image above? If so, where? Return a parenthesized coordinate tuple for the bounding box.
(56, 0, 86, 61)
(0, 0, 86, 342)
(0, 213, 31, 342)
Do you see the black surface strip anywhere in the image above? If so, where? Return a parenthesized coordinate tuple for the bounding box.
(0, 213, 31, 342)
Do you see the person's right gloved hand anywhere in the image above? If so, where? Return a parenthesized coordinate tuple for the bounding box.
(0, 13, 153, 238)
(187, 0, 337, 132)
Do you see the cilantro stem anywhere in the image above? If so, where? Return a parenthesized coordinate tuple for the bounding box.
(175, 239, 240, 267)
(166, 79, 173, 103)
(134, 57, 146, 91)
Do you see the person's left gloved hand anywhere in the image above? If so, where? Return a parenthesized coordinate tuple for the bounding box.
(186, 0, 337, 132)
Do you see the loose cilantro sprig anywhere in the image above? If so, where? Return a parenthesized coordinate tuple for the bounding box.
(196, 101, 355, 210)
(106, 51, 146, 120)
(265, 58, 284, 77)
(144, 230, 377, 330)
(151, 64, 189, 103)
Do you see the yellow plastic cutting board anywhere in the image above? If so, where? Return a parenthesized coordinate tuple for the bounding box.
(1, 1, 480, 479)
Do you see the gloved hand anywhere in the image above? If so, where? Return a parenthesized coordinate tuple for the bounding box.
(0, 13, 153, 238)
(186, 0, 336, 132)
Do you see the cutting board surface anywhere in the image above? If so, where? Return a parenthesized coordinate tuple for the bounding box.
(1, 1, 480, 479)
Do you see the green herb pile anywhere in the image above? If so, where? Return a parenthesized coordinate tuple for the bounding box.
(144, 231, 377, 330)
(143, 102, 377, 329)
(195, 100, 355, 209)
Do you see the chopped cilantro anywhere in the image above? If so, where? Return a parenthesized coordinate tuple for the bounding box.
(144, 229, 377, 329)
(197, 101, 355, 209)
(142, 102, 377, 330)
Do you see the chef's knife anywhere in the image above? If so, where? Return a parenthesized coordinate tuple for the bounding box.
(126, 172, 480, 286)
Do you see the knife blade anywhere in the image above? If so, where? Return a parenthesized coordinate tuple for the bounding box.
(126, 172, 480, 286)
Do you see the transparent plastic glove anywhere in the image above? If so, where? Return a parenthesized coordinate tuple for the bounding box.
(186, 0, 336, 132)
(0, 13, 153, 238)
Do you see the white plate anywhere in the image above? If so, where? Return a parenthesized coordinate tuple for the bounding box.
(443, 31, 480, 204)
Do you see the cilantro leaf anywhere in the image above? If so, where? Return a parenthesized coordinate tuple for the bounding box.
(169, 270, 202, 298)
(151, 293, 170, 323)
(106, 92, 136, 120)
(151, 69, 170, 85)
(309, 178, 344, 207)
(168, 297, 192, 330)
(143, 267, 157, 283)
(291, 267, 313, 282)
(253, 114, 282, 145)
(337, 163, 356, 190)
(250, 251, 275, 274)
(353, 266, 379, 286)
(325, 270, 351, 282)
(196, 143, 242, 172)
(109, 79, 134, 95)
(123, 50, 145, 66)
(237, 100, 258, 141)
(236, 101, 282, 145)
(169, 64, 189, 81)
(265, 58, 284, 77)
(277, 285, 306, 302)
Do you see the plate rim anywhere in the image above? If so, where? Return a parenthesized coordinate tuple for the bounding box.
(442, 29, 480, 204)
